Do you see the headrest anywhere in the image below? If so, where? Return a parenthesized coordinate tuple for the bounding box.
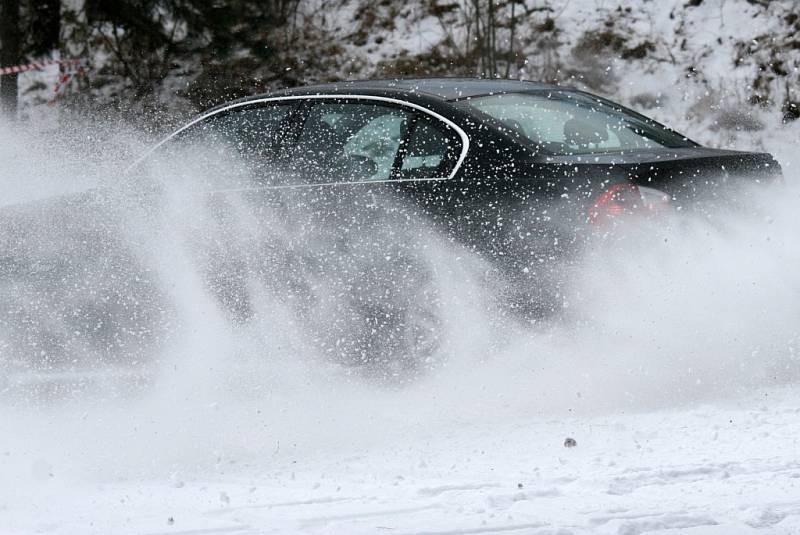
(563, 117, 608, 146)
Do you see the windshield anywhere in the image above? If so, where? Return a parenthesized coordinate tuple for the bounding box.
(458, 91, 696, 155)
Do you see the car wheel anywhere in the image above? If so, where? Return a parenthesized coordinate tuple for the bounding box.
(314, 247, 443, 383)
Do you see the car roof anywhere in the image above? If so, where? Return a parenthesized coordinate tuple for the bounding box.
(194, 78, 572, 128)
(270, 77, 561, 101)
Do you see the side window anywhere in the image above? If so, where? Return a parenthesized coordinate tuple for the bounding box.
(289, 101, 412, 184)
(168, 103, 296, 189)
(397, 117, 462, 180)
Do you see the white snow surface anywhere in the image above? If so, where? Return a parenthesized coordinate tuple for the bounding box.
(2, 388, 800, 534)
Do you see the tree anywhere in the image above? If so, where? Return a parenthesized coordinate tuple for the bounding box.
(81, 0, 303, 109)
(28, 0, 60, 56)
(430, 0, 526, 79)
(0, 0, 21, 116)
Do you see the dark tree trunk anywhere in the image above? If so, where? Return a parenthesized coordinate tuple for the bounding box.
(0, 0, 21, 117)
(30, 0, 61, 56)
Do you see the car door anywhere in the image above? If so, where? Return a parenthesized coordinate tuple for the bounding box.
(277, 96, 467, 276)
(270, 98, 416, 290)
(389, 112, 467, 235)
(144, 100, 302, 319)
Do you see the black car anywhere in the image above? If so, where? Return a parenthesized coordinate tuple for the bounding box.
(1, 78, 783, 382)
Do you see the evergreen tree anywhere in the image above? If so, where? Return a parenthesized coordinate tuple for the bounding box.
(84, 0, 302, 108)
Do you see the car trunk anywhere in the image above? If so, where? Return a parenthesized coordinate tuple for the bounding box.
(547, 147, 781, 215)
(588, 147, 779, 199)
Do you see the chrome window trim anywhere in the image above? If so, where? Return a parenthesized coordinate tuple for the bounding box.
(130, 94, 471, 185)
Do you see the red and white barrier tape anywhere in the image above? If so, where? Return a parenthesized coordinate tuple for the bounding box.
(0, 58, 84, 77)
(47, 64, 89, 105)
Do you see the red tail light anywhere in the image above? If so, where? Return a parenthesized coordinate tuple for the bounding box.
(588, 183, 642, 225)
(588, 183, 670, 226)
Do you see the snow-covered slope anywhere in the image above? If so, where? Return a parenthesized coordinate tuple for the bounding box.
(2, 387, 800, 534)
(15, 0, 800, 150)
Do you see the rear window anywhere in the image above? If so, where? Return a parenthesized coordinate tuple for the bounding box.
(457, 91, 696, 155)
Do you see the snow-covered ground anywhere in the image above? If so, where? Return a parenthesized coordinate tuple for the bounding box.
(3, 385, 800, 535)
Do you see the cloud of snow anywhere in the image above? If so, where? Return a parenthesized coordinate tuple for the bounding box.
(0, 118, 798, 495)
